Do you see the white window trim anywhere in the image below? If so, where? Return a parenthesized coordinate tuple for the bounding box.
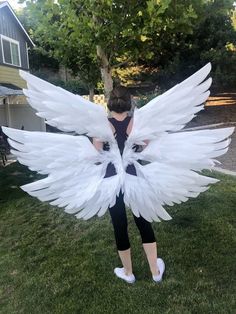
(0, 34, 22, 67)
(25, 42, 29, 69)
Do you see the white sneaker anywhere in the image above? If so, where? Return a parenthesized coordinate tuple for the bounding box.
(114, 267, 136, 284)
(152, 258, 165, 283)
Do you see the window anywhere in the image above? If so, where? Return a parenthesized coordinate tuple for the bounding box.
(1, 35, 21, 67)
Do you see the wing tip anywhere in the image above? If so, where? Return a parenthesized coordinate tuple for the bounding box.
(2, 126, 18, 137)
(206, 61, 212, 70)
(226, 128, 235, 140)
(208, 76, 213, 86)
(19, 69, 28, 79)
(220, 127, 235, 138)
(1, 126, 8, 134)
(198, 62, 212, 78)
(20, 183, 29, 192)
(203, 62, 212, 73)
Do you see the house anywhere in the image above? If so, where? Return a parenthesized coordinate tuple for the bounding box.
(0, 1, 46, 131)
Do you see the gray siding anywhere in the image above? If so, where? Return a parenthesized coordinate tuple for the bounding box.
(0, 7, 29, 69)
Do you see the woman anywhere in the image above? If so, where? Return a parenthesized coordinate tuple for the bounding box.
(4, 65, 233, 284)
(93, 86, 165, 284)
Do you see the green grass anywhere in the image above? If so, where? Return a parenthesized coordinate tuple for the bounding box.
(0, 162, 235, 314)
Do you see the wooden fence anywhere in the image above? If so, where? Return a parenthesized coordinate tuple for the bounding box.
(83, 95, 107, 107)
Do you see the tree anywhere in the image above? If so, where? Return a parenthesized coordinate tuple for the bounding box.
(16, 5, 60, 73)
(19, 0, 100, 99)
(178, 0, 236, 88)
(19, 0, 204, 97)
(139, 0, 236, 89)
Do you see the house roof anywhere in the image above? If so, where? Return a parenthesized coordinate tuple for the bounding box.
(0, 84, 23, 96)
(0, 1, 35, 47)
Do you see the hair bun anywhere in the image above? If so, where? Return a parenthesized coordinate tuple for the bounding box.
(107, 86, 131, 113)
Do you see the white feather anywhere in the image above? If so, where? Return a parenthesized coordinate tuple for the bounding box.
(19, 70, 114, 141)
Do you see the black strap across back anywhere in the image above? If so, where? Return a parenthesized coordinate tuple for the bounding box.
(103, 115, 137, 178)
(108, 116, 131, 155)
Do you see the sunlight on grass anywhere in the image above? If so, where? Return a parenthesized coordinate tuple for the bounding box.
(0, 163, 235, 313)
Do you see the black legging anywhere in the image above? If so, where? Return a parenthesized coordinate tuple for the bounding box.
(108, 190, 156, 251)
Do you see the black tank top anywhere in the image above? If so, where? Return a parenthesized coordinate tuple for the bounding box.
(106, 116, 131, 155)
(103, 115, 137, 178)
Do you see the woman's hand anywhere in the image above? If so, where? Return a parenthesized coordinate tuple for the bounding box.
(127, 118, 149, 149)
(143, 139, 149, 146)
(92, 138, 103, 151)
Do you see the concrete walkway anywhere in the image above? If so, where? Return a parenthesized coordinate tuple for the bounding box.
(184, 119, 236, 175)
(184, 122, 236, 172)
(213, 167, 236, 176)
(184, 121, 236, 132)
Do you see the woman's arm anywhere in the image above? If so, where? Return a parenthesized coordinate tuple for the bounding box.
(92, 121, 115, 151)
(92, 138, 103, 151)
(127, 118, 149, 149)
(142, 139, 150, 148)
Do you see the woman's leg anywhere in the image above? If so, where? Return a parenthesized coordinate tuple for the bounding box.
(133, 215, 160, 276)
(142, 243, 160, 276)
(117, 248, 133, 276)
(109, 191, 134, 275)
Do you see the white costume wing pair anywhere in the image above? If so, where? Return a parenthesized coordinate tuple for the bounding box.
(3, 63, 234, 222)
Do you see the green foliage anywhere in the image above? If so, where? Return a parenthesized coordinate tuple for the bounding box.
(47, 79, 88, 95)
(232, 8, 236, 30)
(19, 0, 236, 90)
(201, 46, 236, 88)
(28, 48, 60, 72)
(144, 1, 236, 89)
(113, 64, 153, 86)
(25, 68, 89, 94)
(19, 0, 100, 90)
(135, 89, 163, 108)
(19, 1, 210, 85)
(17, 6, 60, 72)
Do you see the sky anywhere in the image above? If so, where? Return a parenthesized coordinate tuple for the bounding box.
(6, 0, 26, 10)
(6, 0, 236, 10)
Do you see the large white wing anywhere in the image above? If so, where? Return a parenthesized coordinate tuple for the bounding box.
(19, 70, 114, 142)
(127, 62, 212, 145)
(122, 61, 234, 222)
(123, 127, 234, 222)
(2, 127, 122, 219)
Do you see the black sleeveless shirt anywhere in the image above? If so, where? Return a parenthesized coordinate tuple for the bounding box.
(103, 116, 137, 178)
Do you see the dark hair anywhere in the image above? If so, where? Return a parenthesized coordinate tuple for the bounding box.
(107, 86, 131, 113)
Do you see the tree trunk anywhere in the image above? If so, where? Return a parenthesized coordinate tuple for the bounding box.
(96, 45, 113, 100)
(89, 87, 94, 102)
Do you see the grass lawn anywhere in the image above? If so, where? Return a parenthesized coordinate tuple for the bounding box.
(0, 162, 235, 314)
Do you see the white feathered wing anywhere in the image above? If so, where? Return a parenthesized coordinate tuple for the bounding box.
(2, 64, 234, 222)
(19, 69, 114, 142)
(2, 127, 123, 219)
(2, 70, 124, 219)
(122, 62, 235, 222)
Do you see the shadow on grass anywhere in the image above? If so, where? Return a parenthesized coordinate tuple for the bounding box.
(0, 162, 44, 205)
(170, 214, 200, 228)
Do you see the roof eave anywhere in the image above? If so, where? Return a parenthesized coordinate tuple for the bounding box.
(0, 1, 35, 47)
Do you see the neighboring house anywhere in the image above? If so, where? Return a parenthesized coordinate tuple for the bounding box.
(0, 1, 45, 131)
